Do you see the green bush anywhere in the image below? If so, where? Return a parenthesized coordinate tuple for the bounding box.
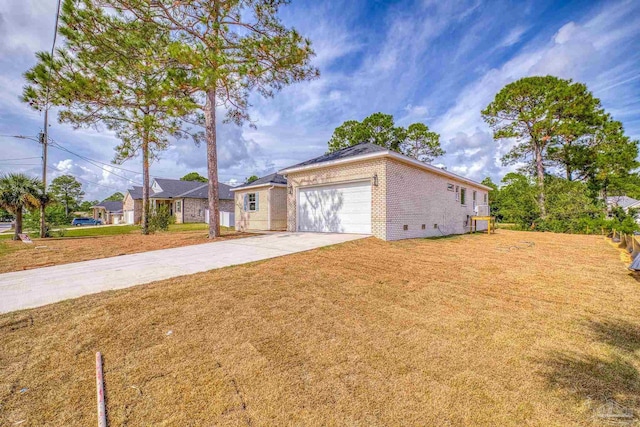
(148, 204, 175, 233)
(24, 204, 73, 231)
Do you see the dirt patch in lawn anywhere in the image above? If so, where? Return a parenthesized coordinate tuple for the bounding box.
(1, 230, 638, 426)
(0, 228, 251, 273)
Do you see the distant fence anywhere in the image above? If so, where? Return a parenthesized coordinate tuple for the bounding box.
(610, 230, 640, 270)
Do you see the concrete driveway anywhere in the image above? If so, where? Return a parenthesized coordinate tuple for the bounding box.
(0, 232, 368, 314)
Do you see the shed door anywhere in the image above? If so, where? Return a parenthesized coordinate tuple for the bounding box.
(125, 211, 134, 224)
(297, 181, 372, 234)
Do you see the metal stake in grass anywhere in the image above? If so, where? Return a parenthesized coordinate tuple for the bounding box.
(96, 352, 107, 427)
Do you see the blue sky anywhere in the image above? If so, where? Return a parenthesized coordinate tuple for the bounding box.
(0, 0, 639, 201)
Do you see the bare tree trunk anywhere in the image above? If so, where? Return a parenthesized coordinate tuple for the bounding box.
(13, 208, 22, 241)
(205, 89, 220, 239)
(564, 143, 572, 181)
(142, 132, 150, 235)
(535, 144, 546, 218)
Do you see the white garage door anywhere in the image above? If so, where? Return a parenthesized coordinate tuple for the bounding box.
(125, 211, 134, 224)
(297, 181, 371, 234)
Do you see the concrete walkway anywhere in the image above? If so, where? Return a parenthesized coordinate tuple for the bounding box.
(0, 232, 367, 314)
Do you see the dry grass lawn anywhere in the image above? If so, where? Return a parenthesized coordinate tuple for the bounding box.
(1, 230, 639, 426)
(0, 226, 247, 273)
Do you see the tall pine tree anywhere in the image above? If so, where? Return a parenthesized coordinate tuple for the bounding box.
(23, 0, 202, 234)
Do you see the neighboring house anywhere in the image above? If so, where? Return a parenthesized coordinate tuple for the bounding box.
(231, 173, 288, 231)
(606, 195, 640, 223)
(91, 201, 123, 224)
(277, 142, 491, 241)
(606, 195, 640, 211)
(122, 178, 234, 225)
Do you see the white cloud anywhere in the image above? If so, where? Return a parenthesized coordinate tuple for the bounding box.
(430, 0, 640, 182)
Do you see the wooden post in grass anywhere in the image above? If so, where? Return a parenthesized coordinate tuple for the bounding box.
(96, 352, 106, 427)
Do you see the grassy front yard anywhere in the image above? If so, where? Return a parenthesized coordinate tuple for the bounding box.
(1, 230, 638, 425)
(0, 223, 244, 273)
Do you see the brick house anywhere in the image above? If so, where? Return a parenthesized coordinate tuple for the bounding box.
(271, 142, 491, 241)
(91, 200, 123, 224)
(122, 178, 234, 225)
(231, 173, 288, 231)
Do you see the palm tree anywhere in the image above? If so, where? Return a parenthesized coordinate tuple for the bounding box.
(0, 173, 42, 240)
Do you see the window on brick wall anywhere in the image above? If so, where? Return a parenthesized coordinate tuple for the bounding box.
(455, 185, 459, 201)
(461, 188, 466, 205)
(473, 190, 477, 208)
(175, 200, 182, 213)
(484, 193, 488, 203)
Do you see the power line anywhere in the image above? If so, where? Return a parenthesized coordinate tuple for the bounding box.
(48, 139, 143, 185)
(46, 166, 119, 191)
(49, 140, 141, 175)
(0, 157, 42, 161)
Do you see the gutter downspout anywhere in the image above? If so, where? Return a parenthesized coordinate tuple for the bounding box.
(267, 185, 275, 230)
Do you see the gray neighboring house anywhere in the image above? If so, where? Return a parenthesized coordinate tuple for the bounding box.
(91, 200, 124, 224)
(606, 196, 640, 223)
(122, 178, 235, 226)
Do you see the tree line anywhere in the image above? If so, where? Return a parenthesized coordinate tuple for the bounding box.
(480, 76, 639, 233)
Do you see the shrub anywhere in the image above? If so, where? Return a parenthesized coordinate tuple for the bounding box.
(148, 204, 175, 232)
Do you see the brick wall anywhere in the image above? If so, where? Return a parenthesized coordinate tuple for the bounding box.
(269, 187, 288, 230)
(182, 198, 207, 223)
(219, 199, 234, 213)
(123, 192, 142, 224)
(285, 159, 387, 239)
(284, 157, 489, 241)
(385, 159, 488, 240)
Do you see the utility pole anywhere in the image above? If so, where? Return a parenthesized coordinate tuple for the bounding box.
(39, 110, 48, 238)
(38, 0, 61, 238)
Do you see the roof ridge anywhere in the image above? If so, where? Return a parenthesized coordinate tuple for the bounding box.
(177, 182, 209, 198)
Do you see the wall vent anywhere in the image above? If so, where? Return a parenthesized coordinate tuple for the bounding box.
(433, 224, 438, 229)
(403, 225, 408, 231)
(421, 224, 426, 230)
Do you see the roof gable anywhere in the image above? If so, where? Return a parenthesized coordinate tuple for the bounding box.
(232, 173, 287, 190)
(94, 200, 123, 212)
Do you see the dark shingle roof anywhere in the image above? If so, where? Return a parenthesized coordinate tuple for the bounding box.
(152, 178, 206, 197)
(607, 196, 640, 209)
(281, 143, 387, 171)
(178, 182, 234, 199)
(233, 173, 287, 190)
(95, 201, 123, 212)
(126, 179, 233, 200)
(127, 186, 143, 200)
